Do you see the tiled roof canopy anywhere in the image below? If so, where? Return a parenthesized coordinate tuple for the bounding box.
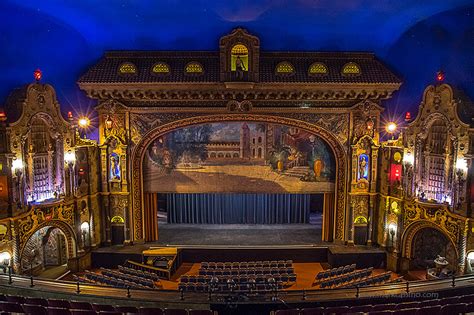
(78, 51, 401, 84)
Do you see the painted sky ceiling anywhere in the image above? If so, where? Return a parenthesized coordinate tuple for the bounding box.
(1, 0, 473, 126)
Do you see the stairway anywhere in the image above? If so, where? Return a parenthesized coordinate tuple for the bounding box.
(284, 166, 311, 178)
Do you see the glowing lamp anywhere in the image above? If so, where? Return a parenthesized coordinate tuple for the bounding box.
(11, 159, 23, 172)
(80, 222, 90, 232)
(105, 116, 113, 129)
(0, 252, 11, 263)
(64, 150, 76, 164)
(34, 69, 42, 81)
(388, 223, 397, 233)
(456, 159, 468, 173)
(67, 111, 73, 121)
(385, 122, 397, 134)
(436, 70, 445, 82)
(403, 152, 414, 165)
(405, 112, 411, 122)
(366, 118, 374, 130)
(467, 252, 474, 261)
(78, 117, 90, 128)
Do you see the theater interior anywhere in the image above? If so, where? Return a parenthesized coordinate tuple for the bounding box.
(0, 3, 473, 315)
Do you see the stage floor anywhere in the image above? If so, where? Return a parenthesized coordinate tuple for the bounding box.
(155, 213, 323, 246)
(157, 223, 322, 246)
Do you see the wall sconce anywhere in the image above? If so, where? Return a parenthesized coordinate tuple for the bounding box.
(64, 150, 76, 167)
(0, 252, 11, 266)
(81, 221, 90, 247)
(403, 152, 414, 165)
(387, 222, 397, 249)
(11, 159, 23, 176)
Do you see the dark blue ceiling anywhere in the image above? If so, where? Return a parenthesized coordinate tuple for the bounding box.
(1, 0, 473, 122)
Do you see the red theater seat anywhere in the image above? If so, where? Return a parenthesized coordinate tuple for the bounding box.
(188, 310, 213, 315)
(139, 307, 164, 315)
(69, 301, 93, 310)
(92, 304, 115, 312)
(48, 299, 71, 308)
(300, 307, 325, 315)
(71, 310, 97, 315)
(275, 309, 299, 315)
(47, 307, 72, 315)
(0, 301, 24, 313)
(22, 303, 48, 315)
(165, 309, 188, 315)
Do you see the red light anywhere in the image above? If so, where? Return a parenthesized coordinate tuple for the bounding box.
(67, 111, 73, 120)
(436, 71, 445, 82)
(34, 69, 42, 81)
(405, 112, 411, 122)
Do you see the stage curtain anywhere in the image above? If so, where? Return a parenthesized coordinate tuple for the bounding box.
(322, 192, 335, 242)
(166, 193, 309, 224)
(144, 193, 159, 241)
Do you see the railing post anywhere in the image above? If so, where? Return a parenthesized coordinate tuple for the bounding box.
(180, 287, 184, 301)
(30, 275, 34, 288)
(406, 281, 409, 293)
(356, 285, 359, 298)
(127, 286, 131, 298)
(76, 281, 81, 294)
(8, 266, 12, 285)
(302, 290, 306, 300)
(452, 275, 456, 287)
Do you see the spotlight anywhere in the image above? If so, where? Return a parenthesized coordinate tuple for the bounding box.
(78, 117, 90, 128)
(385, 122, 397, 134)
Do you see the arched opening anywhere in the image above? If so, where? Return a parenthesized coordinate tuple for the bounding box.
(231, 44, 248, 80)
(410, 227, 457, 271)
(21, 225, 72, 277)
(141, 120, 339, 245)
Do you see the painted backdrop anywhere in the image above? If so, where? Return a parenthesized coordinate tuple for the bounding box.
(143, 122, 335, 193)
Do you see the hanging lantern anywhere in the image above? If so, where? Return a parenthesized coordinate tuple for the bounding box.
(34, 69, 42, 82)
(67, 111, 73, 121)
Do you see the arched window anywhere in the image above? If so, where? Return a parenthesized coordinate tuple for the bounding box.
(118, 62, 137, 74)
(152, 62, 170, 74)
(342, 62, 361, 75)
(309, 62, 328, 75)
(185, 62, 204, 74)
(276, 62, 295, 75)
(231, 44, 249, 71)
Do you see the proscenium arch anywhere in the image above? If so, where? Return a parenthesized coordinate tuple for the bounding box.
(19, 220, 77, 267)
(400, 221, 458, 261)
(131, 114, 347, 243)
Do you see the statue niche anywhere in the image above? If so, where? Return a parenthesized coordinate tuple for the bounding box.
(231, 44, 248, 80)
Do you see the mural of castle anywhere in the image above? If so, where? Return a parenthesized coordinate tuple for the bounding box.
(143, 122, 335, 194)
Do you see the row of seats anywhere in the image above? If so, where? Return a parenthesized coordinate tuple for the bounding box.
(319, 267, 373, 288)
(272, 293, 474, 314)
(100, 268, 156, 288)
(199, 267, 295, 276)
(0, 294, 215, 315)
(201, 260, 293, 269)
(79, 271, 152, 289)
(118, 265, 160, 281)
(178, 282, 283, 293)
(339, 271, 392, 289)
(315, 263, 356, 281)
(181, 274, 297, 285)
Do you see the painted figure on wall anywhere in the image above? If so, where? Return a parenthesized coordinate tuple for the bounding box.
(143, 122, 335, 194)
(109, 153, 121, 181)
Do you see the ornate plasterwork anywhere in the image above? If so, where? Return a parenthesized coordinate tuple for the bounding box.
(82, 87, 398, 102)
(401, 201, 468, 259)
(130, 114, 348, 242)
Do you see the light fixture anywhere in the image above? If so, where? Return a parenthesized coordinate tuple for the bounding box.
(11, 159, 23, 172)
(456, 158, 468, 173)
(403, 152, 414, 165)
(78, 117, 90, 129)
(385, 122, 397, 134)
(64, 150, 76, 164)
(80, 221, 89, 231)
(0, 252, 11, 264)
(467, 252, 474, 261)
(105, 116, 113, 129)
(388, 223, 397, 233)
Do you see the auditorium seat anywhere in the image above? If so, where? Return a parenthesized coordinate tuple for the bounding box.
(188, 310, 213, 315)
(395, 301, 420, 310)
(48, 307, 72, 315)
(70, 301, 93, 310)
(440, 303, 466, 314)
(300, 307, 325, 314)
(165, 309, 188, 315)
(22, 303, 48, 315)
(371, 303, 396, 311)
(0, 301, 25, 313)
(71, 310, 97, 315)
(92, 303, 115, 312)
(115, 305, 138, 313)
(25, 297, 48, 307)
(6, 295, 25, 304)
(418, 305, 442, 315)
(274, 309, 299, 315)
(49, 299, 71, 309)
(139, 307, 164, 315)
